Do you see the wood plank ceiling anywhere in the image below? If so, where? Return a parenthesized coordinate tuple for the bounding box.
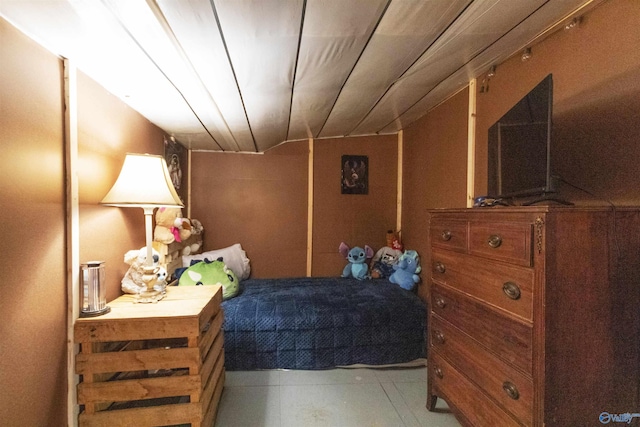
(0, 0, 597, 152)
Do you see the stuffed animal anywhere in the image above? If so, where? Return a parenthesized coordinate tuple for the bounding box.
(181, 241, 202, 257)
(121, 246, 167, 294)
(179, 258, 239, 300)
(190, 218, 204, 235)
(370, 246, 403, 279)
(386, 229, 404, 251)
(389, 250, 422, 291)
(339, 242, 374, 280)
(154, 207, 192, 244)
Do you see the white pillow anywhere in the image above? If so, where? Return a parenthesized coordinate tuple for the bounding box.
(182, 243, 251, 280)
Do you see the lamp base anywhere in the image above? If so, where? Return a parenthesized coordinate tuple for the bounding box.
(134, 289, 165, 304)
(134, 265, 165, 304)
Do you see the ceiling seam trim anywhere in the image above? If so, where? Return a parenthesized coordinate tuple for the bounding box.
(147, 0, 241, 151)
(347, 0, 474, 137)
(209, 0, 259, 153)
(286, 0, 307, 142)
(99, 0, 224, 151)
(315, 0, 393, 139)
(374, 0, 555, 134)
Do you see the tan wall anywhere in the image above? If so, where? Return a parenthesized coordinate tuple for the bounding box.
(190, 141, 309, 278)
(402, 88, 469, 302)
(77, 72, 165, 302)
(3, 0, 640, 423)
(312, 135, 398, 276)
(401, 0, 640, 303)
(475, 0, 640, 205)
(190, 134, 398, 278)
(0, 17, 67, 427)
(1, 16, 166, 426)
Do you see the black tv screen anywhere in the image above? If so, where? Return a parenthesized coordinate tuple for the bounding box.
(487, 74, 553, 198)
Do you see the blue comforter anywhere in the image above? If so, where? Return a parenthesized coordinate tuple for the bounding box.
(220, 277, 426, 370)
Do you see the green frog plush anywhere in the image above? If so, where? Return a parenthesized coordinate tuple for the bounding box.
(178, 257, 239, 300)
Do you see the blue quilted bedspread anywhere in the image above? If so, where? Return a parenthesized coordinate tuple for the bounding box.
(220, 277, 427, 370)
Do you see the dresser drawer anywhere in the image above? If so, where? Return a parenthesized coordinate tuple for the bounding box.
(430, 219, 467, 253)
(431, 284, 532, 373)
(430, 353, 522, 427)
(431, 315, 533, 425)
(431, 248, 533, 321)
(469, 221, 533, 267)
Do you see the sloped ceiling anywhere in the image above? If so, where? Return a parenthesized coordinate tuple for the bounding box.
(1, 0, 598, 152)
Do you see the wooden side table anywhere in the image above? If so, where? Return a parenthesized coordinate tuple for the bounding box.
(74, 285, 224, 427)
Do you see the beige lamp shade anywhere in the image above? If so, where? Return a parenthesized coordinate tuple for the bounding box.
(101, 153, 183, 208)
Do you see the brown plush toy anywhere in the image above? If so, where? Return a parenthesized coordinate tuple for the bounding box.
(153, 207, 192, 244)
(386, 229, 404, 251)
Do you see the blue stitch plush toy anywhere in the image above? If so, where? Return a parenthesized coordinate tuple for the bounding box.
(389, 250, 421, 291)
(339, 242, 374, 280)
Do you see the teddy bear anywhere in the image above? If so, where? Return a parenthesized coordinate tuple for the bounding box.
(339, 242, 374, 280)
(153, 207, 192, 244)
(121, 246, 167, 294)
(389, 250, 422, 291)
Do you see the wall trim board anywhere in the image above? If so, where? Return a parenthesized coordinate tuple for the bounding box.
(467, 78, 477, 208)
(397, 130, 403, 237)
(187, 149, 192, 218)
(64, 58, 80, 427)
(306, 138, 314, 277)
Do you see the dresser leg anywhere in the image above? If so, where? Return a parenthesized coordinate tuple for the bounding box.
(427, 394, 438, 411)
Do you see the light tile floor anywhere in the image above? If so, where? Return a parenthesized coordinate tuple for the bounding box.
(214, 366, 461, 427)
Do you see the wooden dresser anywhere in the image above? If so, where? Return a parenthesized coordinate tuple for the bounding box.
(426, 207, 640, 426)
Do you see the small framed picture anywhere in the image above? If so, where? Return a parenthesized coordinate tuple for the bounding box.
(341, 155, 368, 195)
(164, 137, 187, 202)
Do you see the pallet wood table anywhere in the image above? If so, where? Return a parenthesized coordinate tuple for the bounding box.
(74, 285, 224, 427)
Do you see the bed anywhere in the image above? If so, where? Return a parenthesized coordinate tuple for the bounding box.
(220, 276, 427, 371)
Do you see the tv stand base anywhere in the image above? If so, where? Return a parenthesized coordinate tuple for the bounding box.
(522, 196, 573, 206)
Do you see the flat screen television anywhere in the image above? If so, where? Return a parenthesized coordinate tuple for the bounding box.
(487, 74, 555, 200)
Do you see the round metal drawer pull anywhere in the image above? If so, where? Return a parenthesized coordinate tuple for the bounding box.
(502, 282, 522, 300)
(441, 230, 452, 241)
(434, 297, 447, 309)
(435, 366, 444, 379)
(435, 262, 446, 274)
(503, 381, 520, 400)
(488, 234, 503, 248)
(433, 330, 445, 344)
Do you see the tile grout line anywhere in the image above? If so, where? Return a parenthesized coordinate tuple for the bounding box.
(219, 368, 459, 427)
(381, 380, 422, 427)
(380, 381, 404, 426)
(278, 382, 282, 427)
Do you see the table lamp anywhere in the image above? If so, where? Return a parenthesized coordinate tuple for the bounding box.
(101, 153, 183, 302)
